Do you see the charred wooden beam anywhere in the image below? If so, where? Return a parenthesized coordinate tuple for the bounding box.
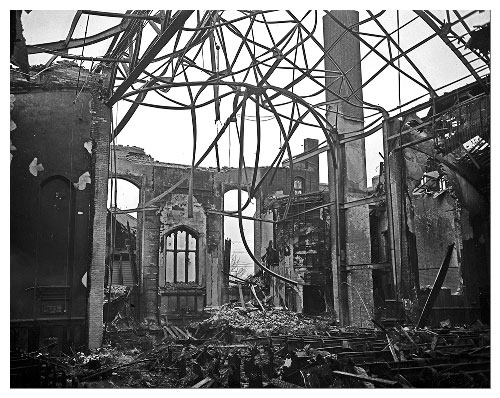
(417, 243, 455, 328)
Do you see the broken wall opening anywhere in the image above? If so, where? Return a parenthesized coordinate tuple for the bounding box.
(223, 190, 256, 280)
(107, 178, 140, 217)
(106, 178, 140, 288)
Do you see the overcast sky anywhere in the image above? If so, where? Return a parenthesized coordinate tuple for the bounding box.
(18, 6, 491, 276)
(21, 8, 490, 180)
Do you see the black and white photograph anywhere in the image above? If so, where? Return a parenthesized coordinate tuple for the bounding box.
(9, 5, 492, 388)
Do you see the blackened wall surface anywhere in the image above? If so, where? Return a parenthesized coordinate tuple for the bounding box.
(265, 192, 332, 314)
(384, 88, 489, 324)
(111, 141, 321, 324)
(10, 65, 98, 352)
(153, 166, 219, 323)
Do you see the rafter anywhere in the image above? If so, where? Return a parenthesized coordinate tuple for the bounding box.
(414, 10, 488, 92)
(106, 11, 194, 106)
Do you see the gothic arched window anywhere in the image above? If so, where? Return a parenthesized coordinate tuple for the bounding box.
(161, 227, 199, 283)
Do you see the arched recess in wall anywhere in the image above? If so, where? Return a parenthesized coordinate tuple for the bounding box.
(107, 177, 141, 215)
(106, 178, 141, 287)
(223, 189, 256, 279)
(37, 175, 76, 287)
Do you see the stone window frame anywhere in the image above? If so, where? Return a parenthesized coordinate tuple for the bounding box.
(162, 226, 199, 284)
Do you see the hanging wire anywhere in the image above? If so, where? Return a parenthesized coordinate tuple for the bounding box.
(25, 10, 489, 303)
(105, 108, 119, 339)
(215, 121, 221, 171)
(397, 11, 402, 113)
(74, 58, 94, 104)
(394, 8, 406, 349)
(76, 14, 90, 95)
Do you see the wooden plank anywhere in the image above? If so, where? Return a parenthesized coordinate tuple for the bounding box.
(417, 244, 455, 328)
(386, 334, 399, 362)
(173, 326, 190, 339)
(171, 326, 186, 339)
(170, 326, 183, 339)
(192, 377, 213, 388)
(250, 285, 265, 311)
(282, 145, 328, 166)
(163, 326, 177, 339)
(345, 262, 391, 271)
(183, 328, 196, 340)
(332, 370, 398, 386)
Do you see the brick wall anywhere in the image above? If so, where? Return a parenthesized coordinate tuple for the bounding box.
(10, 64, 111, 351)
(105, 142, 321, 319)
(87, 71, 111, 350)
(10, 66, 96, 352)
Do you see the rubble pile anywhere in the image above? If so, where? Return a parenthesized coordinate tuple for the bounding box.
(192, 304, 331, 337)
(12, 308, 488, 388)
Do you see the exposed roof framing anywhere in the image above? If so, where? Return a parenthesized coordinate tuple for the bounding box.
(22, 10, 490, 121)
(106, 10, 194, 106)
(18, 10, 490, 284)
(413, 10, 489, 92)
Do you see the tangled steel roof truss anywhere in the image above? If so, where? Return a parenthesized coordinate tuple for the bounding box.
(20, 10, 490, 284)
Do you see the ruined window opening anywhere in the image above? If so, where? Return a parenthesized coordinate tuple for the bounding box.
(223, 190, 255, 279)
(293, 177, 305, 195)
(163, 227, 199, 284)
(412, 171, 448, 196)
(107, 178, 140, 219)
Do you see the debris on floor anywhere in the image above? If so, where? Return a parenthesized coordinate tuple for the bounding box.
(11, 307, 490, 388)
(192, 303, 333, 339)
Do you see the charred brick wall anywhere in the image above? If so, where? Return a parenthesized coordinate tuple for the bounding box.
(153, 165, 222, 320)
(111, 147, 225, 321)
(387, 114, 489, 321)
(10, 64, 110, 352)
(87, 71, 111, 349)
(111, 141, 322, 321)
(266, 192, 332, 314)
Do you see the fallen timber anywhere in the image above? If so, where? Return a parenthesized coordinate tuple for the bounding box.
(11, 304, 490, 388)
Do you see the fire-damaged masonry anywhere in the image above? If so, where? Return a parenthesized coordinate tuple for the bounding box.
(9, 61, 322, 350)
(11, 10, 490, 389)
(102, 138, 324, 325)
(11, 62, 489, 349)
